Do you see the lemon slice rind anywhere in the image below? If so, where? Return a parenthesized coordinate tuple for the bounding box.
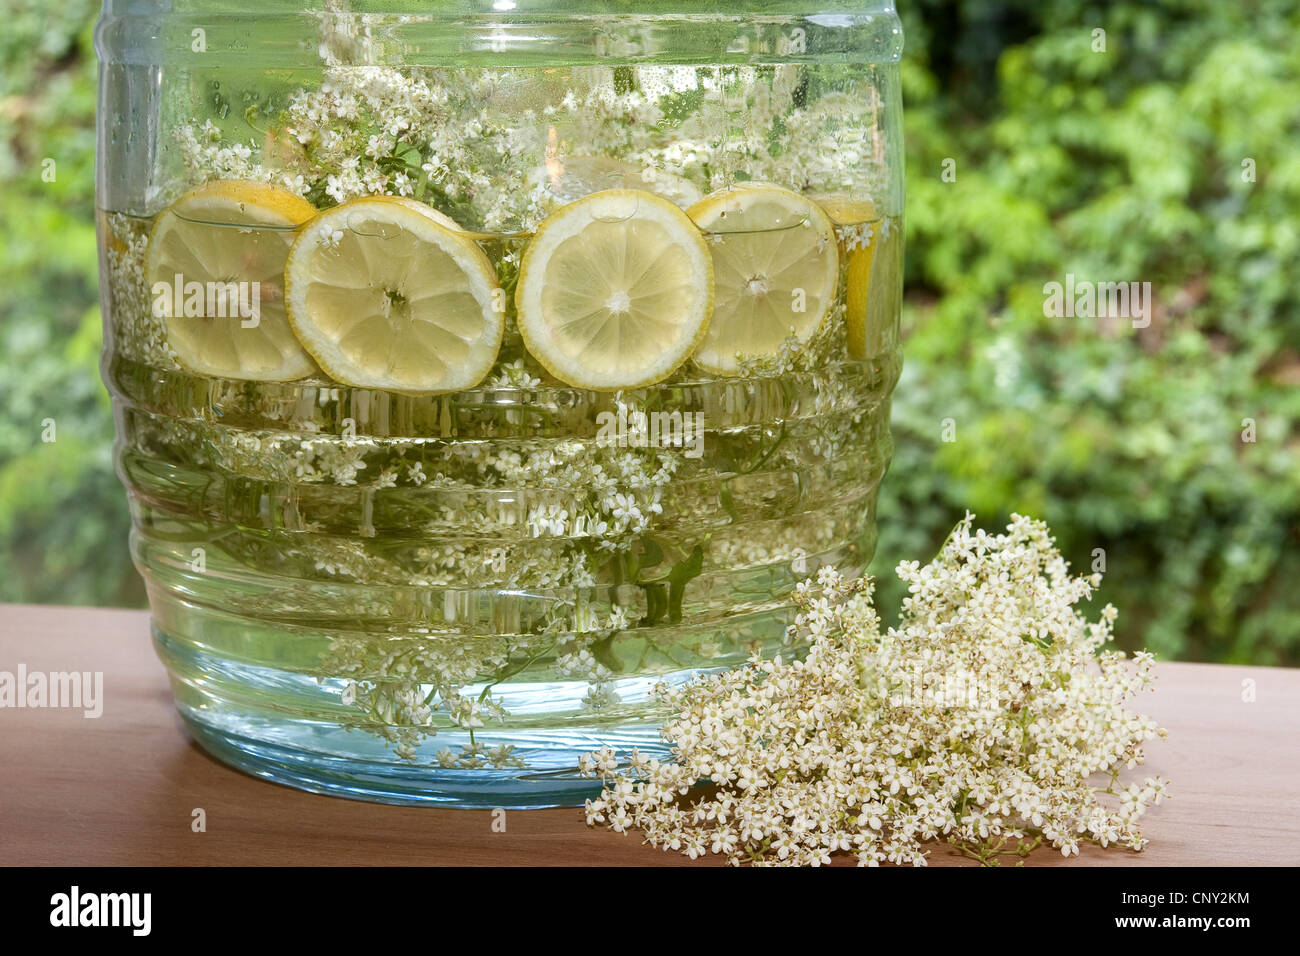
(817, 197, 880, 360)
(361, 194, 466, 232)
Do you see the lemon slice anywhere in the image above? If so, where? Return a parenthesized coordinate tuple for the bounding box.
(284, 197, 503, 394)
(818, 197, 880, 360)
(863, 218, 902, 359)
(687, 183, 839, 375)
(530, 155, 702, 209)
(145, 180, 318, 380)
(515, 189, 714, 390)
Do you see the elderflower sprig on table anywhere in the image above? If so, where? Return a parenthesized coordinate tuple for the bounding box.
(581, 513, 1169, 866)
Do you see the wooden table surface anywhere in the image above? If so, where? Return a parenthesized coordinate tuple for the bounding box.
(1, 603, 1296, 866)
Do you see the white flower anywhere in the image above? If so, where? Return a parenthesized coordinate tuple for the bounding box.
(581, 515, 1169, 867)
(317, 223, 344, 249)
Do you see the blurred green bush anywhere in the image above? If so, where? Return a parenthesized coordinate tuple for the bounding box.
(876, 0, 1300, 664)
(0, 1, 140, 606)
(0, 0, 1296, 662)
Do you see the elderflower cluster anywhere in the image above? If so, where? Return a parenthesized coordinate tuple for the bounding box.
(103, 213, 179, 369)
(582, 514, 1168, 866)
(171, 1, 892, 233)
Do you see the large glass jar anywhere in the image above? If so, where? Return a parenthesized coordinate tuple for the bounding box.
(96, 0, 904, 806)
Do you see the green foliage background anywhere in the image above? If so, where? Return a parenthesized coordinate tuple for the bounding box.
(1, 1, 1296, 662)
